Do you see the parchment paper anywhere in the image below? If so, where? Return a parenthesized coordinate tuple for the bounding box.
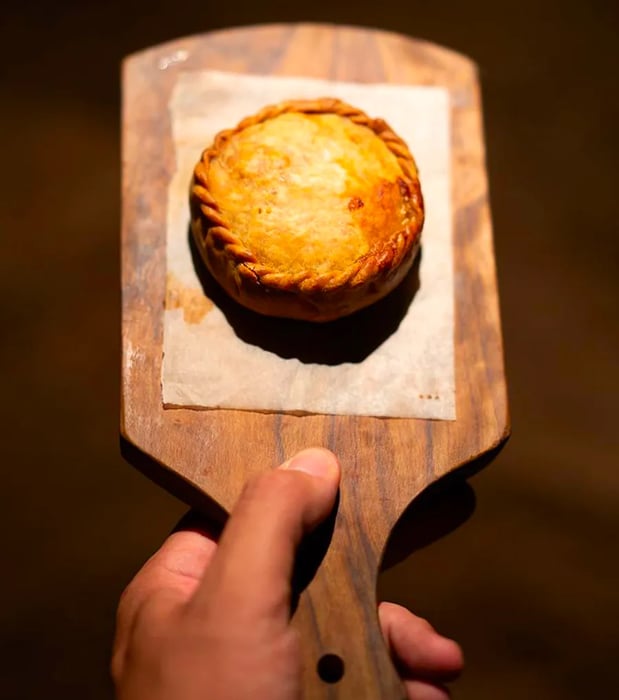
(162, 71, 455, 420)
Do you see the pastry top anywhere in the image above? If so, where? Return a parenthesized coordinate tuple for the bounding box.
(191, 98, 424, 321)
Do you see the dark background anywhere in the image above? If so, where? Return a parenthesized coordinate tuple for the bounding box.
(1, 1, 617, 698)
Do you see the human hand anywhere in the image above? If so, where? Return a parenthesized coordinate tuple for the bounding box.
(112, 448, 463, 700)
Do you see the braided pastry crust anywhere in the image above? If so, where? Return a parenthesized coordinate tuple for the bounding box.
(190, 98, 424, 322)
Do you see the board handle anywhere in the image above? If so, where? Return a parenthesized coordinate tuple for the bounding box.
(291, 498, 406, 699)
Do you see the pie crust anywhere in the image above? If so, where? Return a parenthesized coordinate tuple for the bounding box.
(190, 98, 424, 322)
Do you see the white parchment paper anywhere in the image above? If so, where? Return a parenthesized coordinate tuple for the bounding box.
(162, 70, 455, 419)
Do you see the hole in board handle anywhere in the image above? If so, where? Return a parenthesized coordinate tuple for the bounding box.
(317, 653, 345, 683)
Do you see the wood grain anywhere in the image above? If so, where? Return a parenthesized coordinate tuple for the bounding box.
(121, 23, 509, 699)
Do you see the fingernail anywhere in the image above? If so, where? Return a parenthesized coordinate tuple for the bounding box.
(281, 448, 340, 481)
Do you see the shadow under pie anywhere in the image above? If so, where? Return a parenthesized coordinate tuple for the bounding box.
(188, 226, 421, 366)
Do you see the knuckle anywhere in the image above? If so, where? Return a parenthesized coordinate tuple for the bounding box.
(117, 580, 134, 607)
(115, 579, 140, 622)
(109, 649, 123, 685)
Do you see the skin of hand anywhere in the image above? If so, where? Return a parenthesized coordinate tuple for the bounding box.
(112, 448, 463, 700)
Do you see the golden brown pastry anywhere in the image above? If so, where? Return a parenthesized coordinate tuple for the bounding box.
(190, 98, 424, 322)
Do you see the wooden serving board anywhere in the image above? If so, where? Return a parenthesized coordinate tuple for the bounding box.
(121, 23, 509, 699)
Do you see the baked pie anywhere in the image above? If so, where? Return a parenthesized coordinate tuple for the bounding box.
(190, 98, 424, 322)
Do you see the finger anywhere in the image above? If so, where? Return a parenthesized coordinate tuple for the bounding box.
(379, 602, 463, 682)
(112, 516, 218, 678)
(403, 679, 451, 700)
(189, 447, 340, 629)
(119, 521, 219, 622)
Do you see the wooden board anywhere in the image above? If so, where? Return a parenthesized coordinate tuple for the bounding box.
(121, 23, 509, 699)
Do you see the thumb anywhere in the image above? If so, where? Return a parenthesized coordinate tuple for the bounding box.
(188, 448, 340, 627)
